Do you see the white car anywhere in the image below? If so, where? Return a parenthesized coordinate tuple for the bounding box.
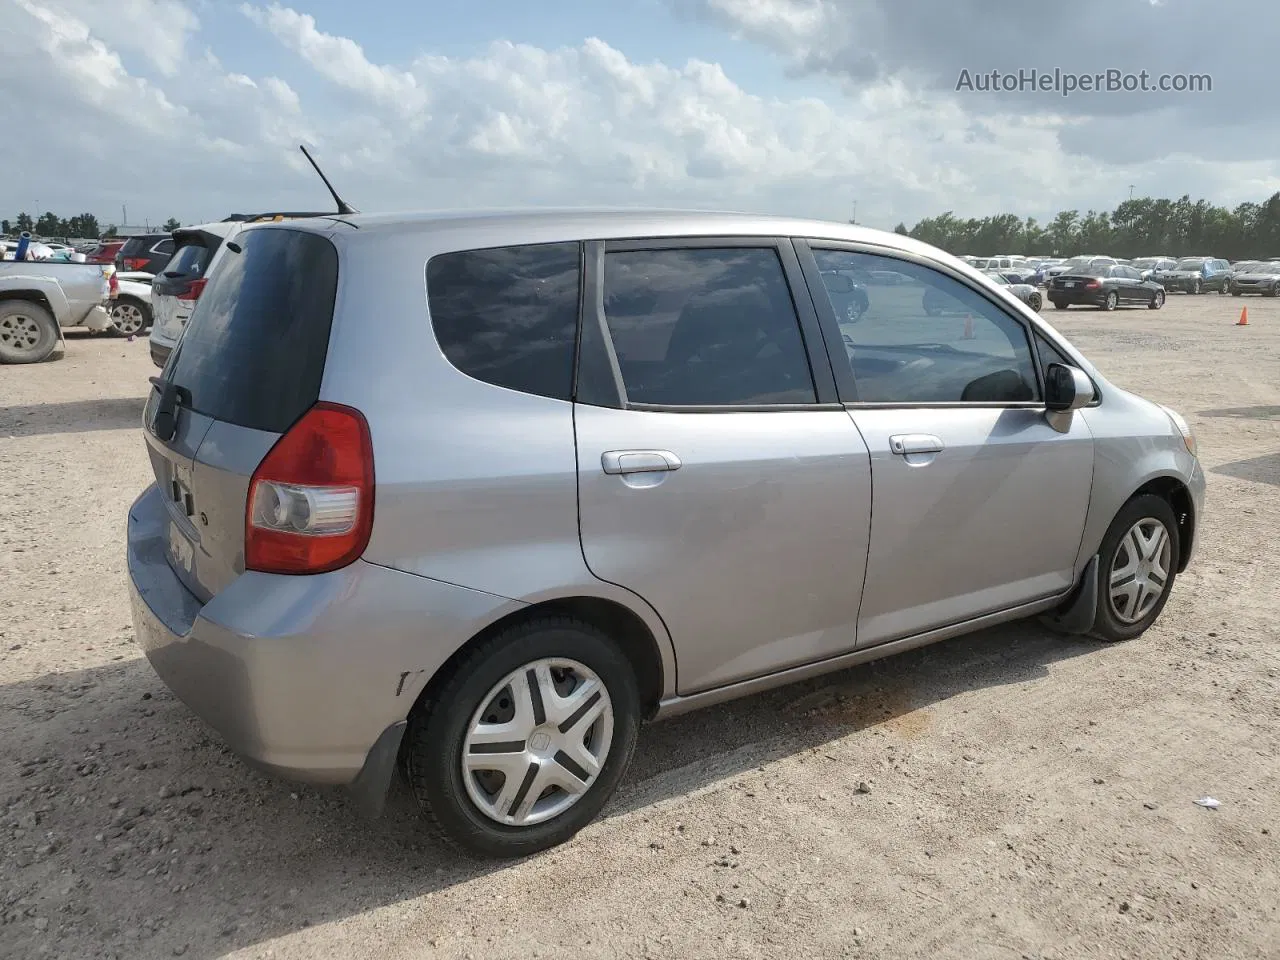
(109, 271, 155, 337)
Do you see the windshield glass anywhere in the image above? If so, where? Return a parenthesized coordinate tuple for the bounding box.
(1174, 258, 1206, 270)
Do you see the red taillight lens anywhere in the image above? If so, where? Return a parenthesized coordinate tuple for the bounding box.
(245, 403, 375, 575)
(1086, 279, 1101, 288)
(124, 257, 147, 270)
(177, 277, 207, 302)
(108, 272, 119, 296)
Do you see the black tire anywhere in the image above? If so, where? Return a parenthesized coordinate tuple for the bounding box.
(403, 616, 641, 858)
(1191, 278, 1202, 294)
(108, 296, 151, 337)
(1232, 290, 1242, 296)
(1102, 291, 1119, 311)
(0, 299, 59, 364)
(1090, 494, 1180, 643)
(1028, 292, 1043, 311)
(1218, 281, 1229, 295)
(1052, 299, 1068, 310)
(1148, 290, 1165, 310)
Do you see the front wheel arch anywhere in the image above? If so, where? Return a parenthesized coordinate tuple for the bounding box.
(1130, 476, 1195, 573)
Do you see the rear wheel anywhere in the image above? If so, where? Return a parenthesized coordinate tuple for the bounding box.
(1102, 291, 1119, 311)
(1090, 494, 1180, 642)
(1191, 278, 1202, 294)
(108, 297, 151, 336)
(403, 617, 641, 858)
(0, 300, 59, 364)
(1052, 299, 1068, 310)
(1148, 289, 1165, 310)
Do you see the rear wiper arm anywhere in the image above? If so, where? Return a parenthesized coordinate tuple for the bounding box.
(148, 376, 191, 442)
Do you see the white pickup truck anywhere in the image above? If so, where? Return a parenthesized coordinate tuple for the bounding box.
(0, 261, 115, 363)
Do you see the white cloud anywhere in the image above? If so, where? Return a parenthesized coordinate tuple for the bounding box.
(2, 0, 1276, 231)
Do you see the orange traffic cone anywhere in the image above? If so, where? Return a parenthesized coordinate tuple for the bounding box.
(1237, 306, 1249, 326)
(962, 314, 975, 339)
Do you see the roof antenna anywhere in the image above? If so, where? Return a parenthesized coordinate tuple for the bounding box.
(298, 144, 358, 216)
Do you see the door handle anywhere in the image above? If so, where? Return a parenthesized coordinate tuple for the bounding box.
(601, 450, 682, 475)
(889, 434, 944, 456)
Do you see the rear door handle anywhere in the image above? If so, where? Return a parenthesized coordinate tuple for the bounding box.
(601, 450, 682, 475)
(889, 434, 944, 455)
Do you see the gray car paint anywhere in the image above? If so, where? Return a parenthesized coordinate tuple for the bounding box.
(127, 209, 1205, 812)
(0, 260, 112, 330)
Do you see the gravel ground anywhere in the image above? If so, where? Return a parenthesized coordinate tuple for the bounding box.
(1, 297, 1278, 960)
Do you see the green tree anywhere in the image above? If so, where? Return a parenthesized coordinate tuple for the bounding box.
(893, 222, 909, 235)
(15, 212, 33, 233)
(163, 217, 181, 231)
(103, 224, 119, 238)
(1, 219, 9, 235)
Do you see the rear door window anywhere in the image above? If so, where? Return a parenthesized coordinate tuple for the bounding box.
(162, 228, 339, 433)
(600, 247, 816, 406)
(426, 242, 581, 401)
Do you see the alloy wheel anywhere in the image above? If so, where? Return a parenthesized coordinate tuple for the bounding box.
(1108, 518, 1173, 624)
(461, 658, 614, 827)
(0, 313, 42, 353)
(110, 301, 146, 335)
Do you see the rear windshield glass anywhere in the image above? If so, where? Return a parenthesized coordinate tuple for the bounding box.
(118, 236, 153, 256)
(164, 242, 213, 278)
(162, 228, 338, 434)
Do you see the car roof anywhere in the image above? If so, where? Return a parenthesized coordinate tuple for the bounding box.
(247, 207, 973, 264)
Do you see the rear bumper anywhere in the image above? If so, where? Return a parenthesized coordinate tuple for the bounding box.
(126, 483, 519, 808)
(1049, 290, 1106, 306)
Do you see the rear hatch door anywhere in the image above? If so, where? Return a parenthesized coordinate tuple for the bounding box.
(144, 226, 340, 602)
(151, 229, 225, 342)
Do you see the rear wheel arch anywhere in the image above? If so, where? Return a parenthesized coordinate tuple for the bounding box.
(1129, 476, 1195, 573)
(407, 595, 666, 727)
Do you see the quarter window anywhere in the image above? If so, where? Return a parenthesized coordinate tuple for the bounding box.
(601, 247, 816, 406)
(426, 242, 581, 401)
(810, 249, 1039, 404)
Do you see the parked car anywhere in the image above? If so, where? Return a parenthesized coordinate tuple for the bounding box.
(115, 233, 175, 274)
(983, 270, 1044, 310)
(0, 259, 114, 362)
(1152, 257, 1230, 294)
(110, 272, 154, 336)
(1227, 262, 1280, 296)
(818, 269, 870, 321)
(1045, 256, 1117, 282)
(87, 240, 125, 264)
(1130, 257, 1178, 280)
(1048, 264, 1166, 310)
(128, 210, 1204, 857)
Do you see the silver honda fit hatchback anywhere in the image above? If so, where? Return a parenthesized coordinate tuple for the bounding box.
(128, 210, 1204, 857)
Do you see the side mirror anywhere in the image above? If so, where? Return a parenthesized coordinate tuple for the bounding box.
(1044, 362, 1095, 412)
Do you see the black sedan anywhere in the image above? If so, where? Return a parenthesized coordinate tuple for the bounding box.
(1047, 264, 1165, 311)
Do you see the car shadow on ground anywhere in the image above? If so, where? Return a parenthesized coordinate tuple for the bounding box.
(1210, 452, 1280, 488)
(1198, 404, 1280, 421)
(0, 396, 146, 438)
(1, 619, 1097, 957)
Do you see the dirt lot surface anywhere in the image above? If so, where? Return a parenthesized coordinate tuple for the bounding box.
(2, 297, 1279, 960)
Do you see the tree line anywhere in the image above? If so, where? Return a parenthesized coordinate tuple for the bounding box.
(891, 192, 1280, 260)
(2, 212, 182, 238)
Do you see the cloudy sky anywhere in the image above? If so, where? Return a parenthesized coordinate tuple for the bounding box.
(2, 0, 1276, 232)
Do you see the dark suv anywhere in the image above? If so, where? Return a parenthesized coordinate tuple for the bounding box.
(115, 233, 175, 275)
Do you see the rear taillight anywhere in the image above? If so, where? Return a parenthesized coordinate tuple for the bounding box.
(1085, 279, 1101, 288)
(245, 403, 375, 575)
(123, 257, 147, 270)
(176, 277, 207, 303)
(108, 271, 119, 297)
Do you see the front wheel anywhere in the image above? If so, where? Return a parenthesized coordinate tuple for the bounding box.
(1191, 279, 1202, 294)
(403, 617, 641, 858)
(1028, 292, 1043, 311)
(1102, 291, 1119, 311)
(0, 300, 59, 364)
(1148, 290, 1165, 310)
(1091, 494, 1180, 642)
(1218, 281, 1229, 295)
